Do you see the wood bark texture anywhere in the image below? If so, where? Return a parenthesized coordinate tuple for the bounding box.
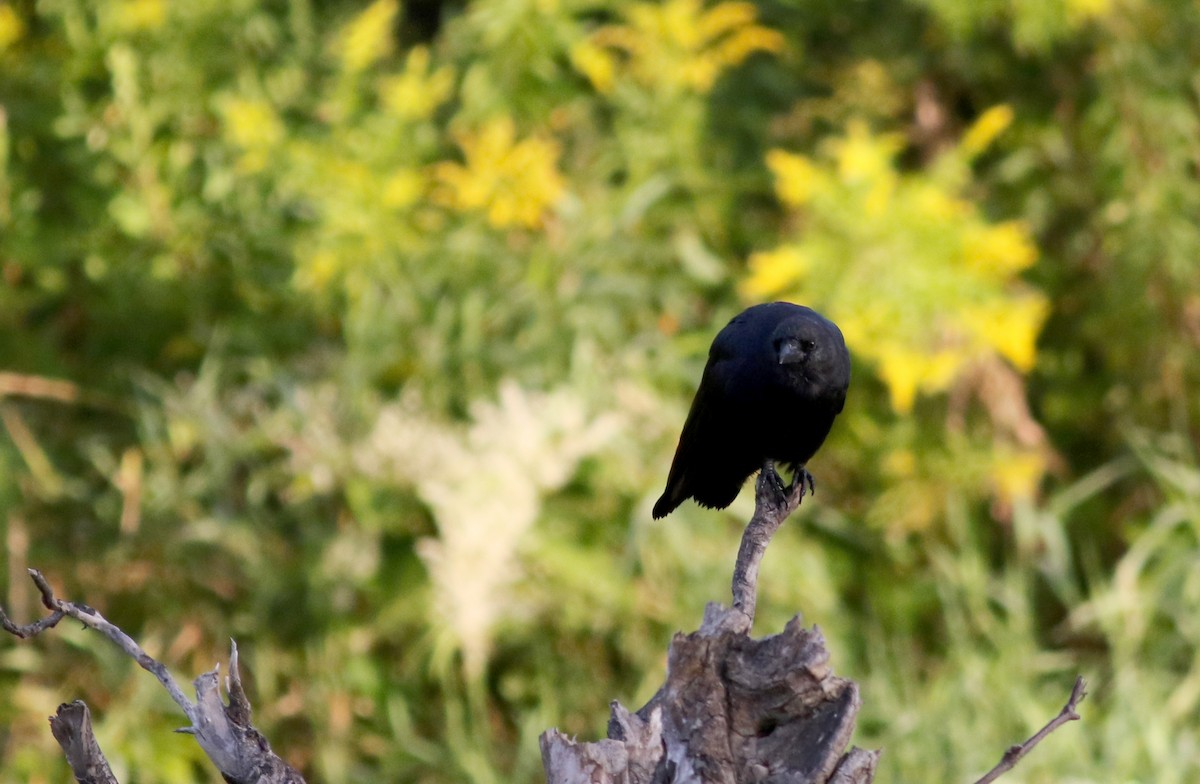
(540, 603, 879, 784)
(48, 701, 119, 784)
(186, 644, 308, 784)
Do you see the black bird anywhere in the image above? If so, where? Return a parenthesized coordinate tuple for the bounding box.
(652, 302, 851, 519)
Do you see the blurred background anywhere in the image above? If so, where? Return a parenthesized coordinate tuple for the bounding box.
(1, 0, 1199, 781)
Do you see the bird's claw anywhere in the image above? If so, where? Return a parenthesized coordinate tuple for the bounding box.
(768, 461, 789, 497)
(789, 467, 815, 499)
(758, 460, 815, 514)
(760, 458, 811, 514)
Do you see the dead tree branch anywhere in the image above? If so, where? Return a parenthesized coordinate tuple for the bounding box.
(48, 701, 119, 784)
(542, 472, 878, 784)
(542, 605, 878, 784)
(972, 676, 1088, 784)
(731, 460, 809, 623)
(0, 569, 306, 784)
(24, 569, 198, 719)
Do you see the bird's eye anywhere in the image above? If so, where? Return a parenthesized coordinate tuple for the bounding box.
(801, 339, 816, 351)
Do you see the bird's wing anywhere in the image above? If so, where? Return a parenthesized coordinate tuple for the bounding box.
(652, 355, 741, 518)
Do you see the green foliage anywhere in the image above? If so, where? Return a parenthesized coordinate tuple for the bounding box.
(2, 0, 1199, 781)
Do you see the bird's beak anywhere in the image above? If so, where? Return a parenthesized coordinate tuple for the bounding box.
(778, 340, 804, 365)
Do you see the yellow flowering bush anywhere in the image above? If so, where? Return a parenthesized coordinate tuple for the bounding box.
(745, 113, 1047, 414)
(433, 116, 566, 229)
(379, 46, 454, 122)
(218, 97, 285, 174)
(335, 0, 398, 74)
(573, 0, 784, 94)
(744, 109, 1052, 519)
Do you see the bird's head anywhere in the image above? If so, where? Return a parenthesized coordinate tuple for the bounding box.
(770, 313, 851, 400)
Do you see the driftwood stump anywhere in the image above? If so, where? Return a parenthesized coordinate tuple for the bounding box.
(541, 466, 880, 784)
(541, 603, 879, 784)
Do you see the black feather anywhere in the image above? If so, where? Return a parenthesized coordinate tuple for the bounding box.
(652, 302, 851, 519)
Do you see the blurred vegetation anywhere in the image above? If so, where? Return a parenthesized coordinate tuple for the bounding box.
(1, 0, 1199, 781)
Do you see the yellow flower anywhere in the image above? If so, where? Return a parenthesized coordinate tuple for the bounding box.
(923, 347, 968, 391)
(960, 104, 1014, 157)
(570, 40, 617, 94)
(434, 117, 565, 229)
(876, 345, 967, 413)
(0, 5, 25, 50)
(379, 46, 454, 121)
(876, 346, 925, 414)
(381, 170, 423, 210)
(294, 249, 341, 292)
(864, 177, 895, 217)
(1001, 297, 1049, 371)
(824, 122, 904, 216)
(337, 0, 398, 74)
(991, 450, 1046, 502)
(219, 98, 284, 173)
(221, 99, 283, 148)
(582, 0, 783, 94)
(962, 297, 1048, 372)
(742, 245, 809, 299)
(115, 0, 165, 31)
(913, 183, 968, 222)
(712, 25, 784, 66)
(963, 220, 1038, 276)
(697, 1, 757, 41)
(1066, 0, 1112, 24)
(766, 150, 821, 207)
(831, 120, 903, 185)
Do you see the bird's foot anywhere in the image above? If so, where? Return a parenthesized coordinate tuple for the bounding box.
(758, 458, 803, 516)
(789, 466, 815, 500)
(757, 461, 813, 516)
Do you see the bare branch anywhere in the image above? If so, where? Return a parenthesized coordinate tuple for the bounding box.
(0, 602, 65, 638)
(48, 701, 119, 784)
(972, 676, 1088, 784)
(730, 460, 808, 622)
(25, 569, 198, 722)
(3, 569, 307, 784)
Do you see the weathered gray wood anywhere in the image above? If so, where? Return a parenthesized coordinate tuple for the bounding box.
(184, 642, 307, 784)
(48, 701, 119, 784)
(828, 749, 881, 784)
(731, 462, 808, 621)
(540, 603, 877, 784)
(542, 468, 877, 784)
(3, 572, 307, 784)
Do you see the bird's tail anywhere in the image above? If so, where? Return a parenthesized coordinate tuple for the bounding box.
(651, 482, 686, 519)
